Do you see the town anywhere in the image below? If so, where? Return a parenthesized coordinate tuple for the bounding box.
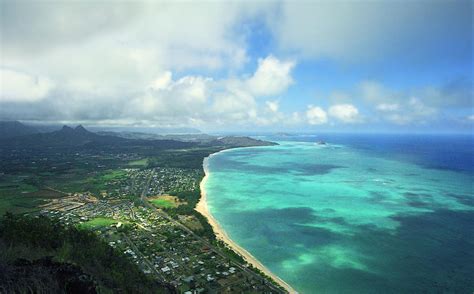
(38, 165, 285, 293)
(0, 123, 283, 293)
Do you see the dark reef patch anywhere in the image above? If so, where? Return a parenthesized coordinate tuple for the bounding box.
(228, 206, 474, 294)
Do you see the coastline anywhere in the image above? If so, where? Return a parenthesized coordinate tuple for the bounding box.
(195, 150, 297, 294)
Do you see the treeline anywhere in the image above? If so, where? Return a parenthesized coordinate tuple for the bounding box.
(0, 213, 173, 293)
(165, 189, 215, 240)
(147, 148, 221, 169)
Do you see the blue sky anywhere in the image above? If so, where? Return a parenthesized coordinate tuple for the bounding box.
(0, 0, 472, 133)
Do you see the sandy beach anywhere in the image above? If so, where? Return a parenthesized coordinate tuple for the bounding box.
(195, 153, 297, 294)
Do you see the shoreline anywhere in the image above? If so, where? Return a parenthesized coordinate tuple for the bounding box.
(195, 150, 297, 294)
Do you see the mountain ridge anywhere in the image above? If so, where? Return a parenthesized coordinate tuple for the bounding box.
(0, 121, 39, 138)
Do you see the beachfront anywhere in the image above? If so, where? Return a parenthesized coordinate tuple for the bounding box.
(195, 154, 297, 294)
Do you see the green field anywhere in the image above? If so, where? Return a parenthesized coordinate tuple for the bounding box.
(0, 182, 38, 193)
(48, 169, 128, 195)
(150, 198, 176, 208)
(0, 177, 43, 215)
(101, 170, 127, 181)
(0, 194, 44, 216)
(127, 158, 148, 167)
(78, 217, 119, 229)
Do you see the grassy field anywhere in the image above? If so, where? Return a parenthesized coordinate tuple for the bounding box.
(149, 195, 182, 208)
(0, 194, 44, 216)
(101, 170, 127, 181)
(0, 188, 62, 216)
(78, 217, 119, 229)
(46, 169, 128, 195)
(150, 198, 175, 208)
(127, 158, 148, 167)
(0, 176, 44, 215)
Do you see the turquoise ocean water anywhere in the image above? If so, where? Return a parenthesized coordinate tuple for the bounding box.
(204, 134, 473, 293)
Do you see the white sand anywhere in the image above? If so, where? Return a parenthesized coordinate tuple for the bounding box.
(195, 153, 297, 293)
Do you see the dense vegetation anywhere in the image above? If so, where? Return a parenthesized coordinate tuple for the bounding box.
(0, 213, 173, 293)
(147, 148, 221, 169)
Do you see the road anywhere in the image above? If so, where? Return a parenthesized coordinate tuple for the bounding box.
(140, 174, 286, 293)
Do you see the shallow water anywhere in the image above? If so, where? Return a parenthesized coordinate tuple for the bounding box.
(204, 134, 474, 293)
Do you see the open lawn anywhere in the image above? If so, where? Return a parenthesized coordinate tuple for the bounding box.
(149, 195, 183, 208)
(0, 182, 38, 193)
(47, 169, 127, 195)
(127, 158, 148, 167)
(78, 217, 118, 229)
(0, 192, 44, 215)
(101, 170, 127, 181)
(0, 185, 64, 215)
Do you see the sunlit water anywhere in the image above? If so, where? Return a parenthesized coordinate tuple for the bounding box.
(204, 134, 474, 293)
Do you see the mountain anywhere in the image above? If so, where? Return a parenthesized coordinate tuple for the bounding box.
(0, 121, 39, 138)
(90, 126, 202, 135)
(98, 130, 216, 142)
(208, 136, 278, 147)
(0, 125, 196, 149)
(0, 124, 277, 151)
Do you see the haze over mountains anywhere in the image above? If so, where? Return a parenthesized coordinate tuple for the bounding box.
(0, 121, 202, 138)
(0, 121, 39, 138)
(0, 121, 275, 149)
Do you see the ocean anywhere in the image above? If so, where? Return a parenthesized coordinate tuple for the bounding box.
(203, 134, 474, 293)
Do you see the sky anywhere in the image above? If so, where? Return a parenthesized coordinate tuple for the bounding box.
(0, 0, 472, 133)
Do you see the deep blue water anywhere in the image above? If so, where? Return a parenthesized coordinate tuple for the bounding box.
(264, 133, 474, 172)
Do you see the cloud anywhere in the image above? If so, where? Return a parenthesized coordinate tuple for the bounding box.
(1, 1, 470, 131)
(420, 77, 473, 108)
(269, 1, 471, 64)
(0, 53, 297, 129)
(376, 103, 399, 112)
(328, 104, 361, 123)
(247, 55, 295, 96)
(149, 71, 173, 91)
(0, 0, 292, 128)
(129, 74, 211, 118)
(383, 97, 437, 125)
(356, 80, 459, 125)
(1, 1, 252, 71)
(359, 80, 394, 103)
(0, 1, 256, 105)
(0, 69, 54, 102)
(265, 100, 279, 113)
(306, 105, 328, 125)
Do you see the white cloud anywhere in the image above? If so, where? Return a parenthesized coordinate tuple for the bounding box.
(0, 69, 54, 102)
(149, 71, 172, 91)
(129, 75, 212, 119)
(211, 83, 256, 117)
(0, 1, 256, 107)
(268, 1, 470, 63)
(265, 100, 279, 113)
(359, 80, 394, 103)
(376, 103, 399, 112)
(247, 55, 295, 96)
(117, 55, 294, 127)
(328, 104, 360, 123)
(467, 115, 474, 121)
(2, 2, 253, 71)
(306, 105, 327, 125)
(0, 0, 297, 128)
(408, 97, 437, 117)
(383, 97, 437, 125)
